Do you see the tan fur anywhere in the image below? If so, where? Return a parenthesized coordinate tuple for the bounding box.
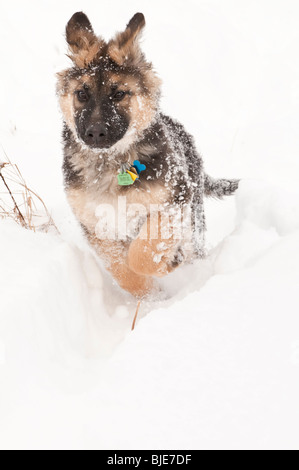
(66, 181, 170, 237)
(87, 237, 155, 298)
(109, 259, 155, 298)
(129, 94, 157, 133)
(107, 21, 144, 67)
(83, 204, 181, 297)
(59, 93, 76, 133)
(67, 188, 98, 233)
(69, 40, 103, 68)
(108, 41, 139, 67)
(128, 214, 181, 277)
(57, 78, 79, 132)
(57, 75, 96, 134)
(78, 74, 94, 86)
(66, 16, 105, 68)
(66, 179, 174, 298)
(109, 74, 142, 93)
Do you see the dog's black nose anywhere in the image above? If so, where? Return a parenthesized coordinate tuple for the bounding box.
(85, 123, 108, 146)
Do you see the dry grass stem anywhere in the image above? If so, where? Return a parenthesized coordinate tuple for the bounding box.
(0, 149, 59, 234)
(131, 301, 141, 331)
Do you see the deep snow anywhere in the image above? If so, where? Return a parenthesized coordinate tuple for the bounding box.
(0, 0, 299, 450)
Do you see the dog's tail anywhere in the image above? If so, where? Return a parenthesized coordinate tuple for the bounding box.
(204, 174, 239, 199)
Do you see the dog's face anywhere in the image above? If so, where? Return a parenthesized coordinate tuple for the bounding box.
(69, 65, 132, 150)
(57, 12, 161, 151)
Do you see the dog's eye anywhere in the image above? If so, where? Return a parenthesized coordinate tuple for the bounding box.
(113, 91, 126, 101)
(77, 90, 88, 102)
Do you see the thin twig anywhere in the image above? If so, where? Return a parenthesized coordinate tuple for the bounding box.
(131, 301, 141, 331)
(0, 172, 27, 228)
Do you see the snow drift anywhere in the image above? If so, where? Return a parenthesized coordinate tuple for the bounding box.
(0, 179, 298, 450)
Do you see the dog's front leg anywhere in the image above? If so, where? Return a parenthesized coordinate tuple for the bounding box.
(128, 212, 182, 278)
(91, 238, 155, 298)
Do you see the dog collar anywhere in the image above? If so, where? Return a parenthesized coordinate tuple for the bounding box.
(117, 160, 146, 186)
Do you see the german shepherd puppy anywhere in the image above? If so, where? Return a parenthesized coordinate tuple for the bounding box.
(57, 12, 239, 298)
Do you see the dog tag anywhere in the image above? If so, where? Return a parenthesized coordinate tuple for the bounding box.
(133, 160, 146, 175)
(126, 170, 139, 182)
(118, 172, 134, 186)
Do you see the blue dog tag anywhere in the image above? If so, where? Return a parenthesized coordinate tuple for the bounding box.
(133, 160, 146, 175)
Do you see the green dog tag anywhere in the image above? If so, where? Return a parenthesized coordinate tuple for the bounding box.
(118, 172, 134, 186)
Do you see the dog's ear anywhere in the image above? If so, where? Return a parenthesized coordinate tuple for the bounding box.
(108, 13, 146, 66)
(66, 12, 95, 52)
(121, 13, 146, 47)
(66, 12, 103, 67)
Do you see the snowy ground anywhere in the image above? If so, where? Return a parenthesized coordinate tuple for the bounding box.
(0, 0, 299, 450)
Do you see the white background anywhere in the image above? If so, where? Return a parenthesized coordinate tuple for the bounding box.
(0, 0, 299, 450)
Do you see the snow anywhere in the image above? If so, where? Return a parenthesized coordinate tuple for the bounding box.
(1, 0, 299, 450)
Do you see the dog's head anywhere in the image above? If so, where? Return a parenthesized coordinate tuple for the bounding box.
(57, 12, 161, 151)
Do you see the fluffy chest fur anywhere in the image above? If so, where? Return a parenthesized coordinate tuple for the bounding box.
(65, 148, 171, 240)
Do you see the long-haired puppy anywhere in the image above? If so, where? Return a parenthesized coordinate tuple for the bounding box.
(57, 12, 239, 298)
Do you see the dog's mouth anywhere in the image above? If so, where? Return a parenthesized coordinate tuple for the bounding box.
(76, 120, 130, 152)
(83, 137, 112, 150)
(76, 129, 131, 154)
